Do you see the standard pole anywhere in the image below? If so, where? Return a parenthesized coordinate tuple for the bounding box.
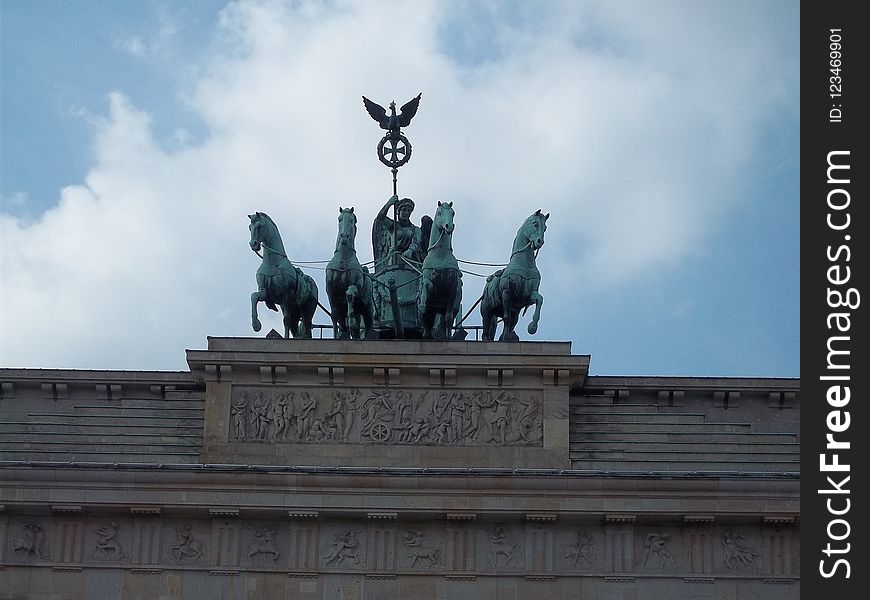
(391, 167, 398, 266)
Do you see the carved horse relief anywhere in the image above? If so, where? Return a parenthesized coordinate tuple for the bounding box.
(326, 207, 375, 339)
(418, 201, 462, 339)
(249, 212, 318, 338)
(480, 209, 548, 341)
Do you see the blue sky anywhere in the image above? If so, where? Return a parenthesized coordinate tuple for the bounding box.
(0, 0, 799, 376)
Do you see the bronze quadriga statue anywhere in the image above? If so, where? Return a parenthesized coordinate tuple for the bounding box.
(248, 212, 318, 339)
(326, 207, 375, 339)
(246, 95, 549, 342)
(418, 201, 462, 340)
(480, 210, 548, 342)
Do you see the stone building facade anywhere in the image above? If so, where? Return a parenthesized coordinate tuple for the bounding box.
(0, 338, 799, 599)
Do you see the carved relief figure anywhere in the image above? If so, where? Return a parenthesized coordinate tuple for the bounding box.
(323, 530, 361, 566)
(511, 394, 542, 443)
(93, 522, 127, 560)
(489, 526, 518, 567)
(408, 417, 430, 443)
(643, 533, 675, 569)
(325, 389, 357, 441)
(722, 531, 759, 569)
(403, 528, 442, 568)
(395, 391, 413, 429)
(273, 393, 291, 440)
(447, 392, 467, 443)
(298, 392, 317, 440)
(563, 531, 595, 566)
(465, 391, 486, 440)
(170, 524, 203, 562)
(309, 416, 337, 441)
(12, 523, 49, 559)
(486, 392, 511, 444)
(250, 392, 272, 440)
(247, 526, 279, 562)
(430, 392, 451, 443)
(231, 391, 249, 440)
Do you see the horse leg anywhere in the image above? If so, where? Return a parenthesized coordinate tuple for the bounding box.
(527, 289, 544, 335)
(444, 274, 459, 339)
(293, 306, 307, 339)
(362, 282, 375, 339)
(503, 312, 520, 342)
(348, 301, 360, 340)
(418, 275, 434, 339)
(251, 287, 266, 332)
(499, 287, 515, 341)
(363, 304, 375, 339)
(335, 303, 349, 339)
(450, 276, 465, 340)
(480, 296, 495, 341)
(347, 286, 363, 340)
(303, 298, 316, 339)
(281, 304, 292, 339)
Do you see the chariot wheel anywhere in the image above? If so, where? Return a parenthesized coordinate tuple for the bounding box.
(370, 422, 390, 442)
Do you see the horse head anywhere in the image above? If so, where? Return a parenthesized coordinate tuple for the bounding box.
(248, 212, 265, 252)
(434, 201, 455, 236)
(523, 209, 549, 251)
(248, 211, 280, 253)
(336, 206, 358, 250)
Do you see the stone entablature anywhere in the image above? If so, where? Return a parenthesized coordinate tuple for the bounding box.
(189, 339, 588, 468)
(2, 510, 798, 581)
(1, 463, 799, 586)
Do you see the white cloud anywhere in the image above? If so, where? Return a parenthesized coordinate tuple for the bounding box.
(0, 0, 797, 369)
(115, 6, 179, 60)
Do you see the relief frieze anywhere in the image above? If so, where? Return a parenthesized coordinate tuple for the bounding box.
(169, 523, 204, 563)
(722, 531, 760, 570)
(322, 529, 363, 566)
(1, 514, 791, 580)
(229, 386, 542, 447)
(11, 523, 50, 560)
(245, 525, 280, 563)
(562, 530, 595, 568)
(90, 522, 128, 561)
(403, 528, 442, 569)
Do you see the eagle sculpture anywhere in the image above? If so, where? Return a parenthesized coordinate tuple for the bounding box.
(362, 93, 422, 136)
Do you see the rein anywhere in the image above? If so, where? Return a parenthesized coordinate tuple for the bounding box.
(252, 241, 288, 260)
(509, 241, 532, 259)
(427, 225, 448, 252)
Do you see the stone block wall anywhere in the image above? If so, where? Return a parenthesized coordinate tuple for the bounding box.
(0, 370, 204, 464)
(570, 376, 800, 472)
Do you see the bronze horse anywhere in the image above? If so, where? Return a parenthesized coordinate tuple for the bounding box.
(326, 207, 375, 339)
(249, 212, 318, 339)
(480, 210, 548, 341)
(418, 201, 462, 339)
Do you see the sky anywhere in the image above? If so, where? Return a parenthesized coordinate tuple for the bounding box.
(0, 0, 799, 377)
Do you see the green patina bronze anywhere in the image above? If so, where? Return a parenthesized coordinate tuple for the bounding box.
(372, 195, 427, 268)
(418, 201, 462, 340)
(480, 210, 548, 342)
(326, 207, 375, 340)
(248, 212, 318, 339)
(246, 94, 549, 342)
(370, 194, 432, 338)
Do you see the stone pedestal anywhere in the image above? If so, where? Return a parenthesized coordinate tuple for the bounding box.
(187, 338, 589, 469)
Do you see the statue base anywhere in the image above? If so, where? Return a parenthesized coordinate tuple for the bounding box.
(187, 337, 589, 469)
